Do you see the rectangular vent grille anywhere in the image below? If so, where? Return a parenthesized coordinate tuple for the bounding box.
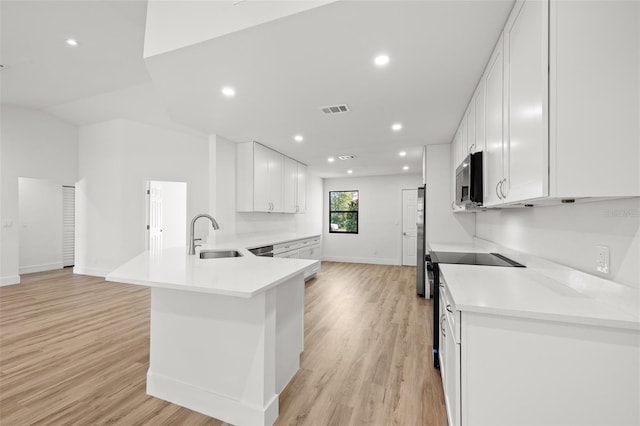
(321, 104, 350, 115)
(338, 155, 357, 160)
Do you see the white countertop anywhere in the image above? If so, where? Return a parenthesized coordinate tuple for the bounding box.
(431, 239, 640, 330)
(106, 246, 317, 298)
(440, 264, 639, 330)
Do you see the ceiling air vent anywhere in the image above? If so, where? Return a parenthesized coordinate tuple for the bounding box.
(338, 155, 357, 161)
(320, 104, 350, 115)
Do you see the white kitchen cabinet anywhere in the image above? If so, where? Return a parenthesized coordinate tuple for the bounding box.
(283, 158, 307, 214)
(472, 82, 485, 155)
(466, 101, 476, 156)
(549, 0, 639, 198)
(455, 0, 638, 207)
(439, 283, 461, 426)
(483, 34, 505, 207)
(236, 141, 292, 213)
(484, 0, 548, 207)
(439, 274, 639, 426)
(296, 163, 307, 214)
(274, 236, 321, 279)
(283, 156, 297, 213)
(502, 0, 549, 203)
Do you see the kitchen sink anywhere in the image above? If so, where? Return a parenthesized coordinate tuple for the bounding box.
(199, 249, 243, 259)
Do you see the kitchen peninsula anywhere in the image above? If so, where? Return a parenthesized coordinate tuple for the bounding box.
(106, 246, 318, 426)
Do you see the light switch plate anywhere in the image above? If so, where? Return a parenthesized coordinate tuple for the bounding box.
(596, 245, 610, 274)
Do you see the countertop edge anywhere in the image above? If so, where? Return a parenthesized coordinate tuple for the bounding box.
(455, 302, 640, 331)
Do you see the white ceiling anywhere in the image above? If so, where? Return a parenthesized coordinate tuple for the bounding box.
(1, 0, 514, 178)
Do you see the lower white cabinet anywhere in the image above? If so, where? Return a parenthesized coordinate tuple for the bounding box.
(274, 236, 321, 280)
(439, 277, 640, 426)
(439, 285, 461, 426)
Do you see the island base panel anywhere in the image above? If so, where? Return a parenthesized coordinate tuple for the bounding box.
(146, 274, 304, 426)
(147, 371, 279, 426)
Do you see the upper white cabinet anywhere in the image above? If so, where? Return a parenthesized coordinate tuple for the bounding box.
(453, 0, 639, 208)
(296, 163, 307, 213)
(483, 34, 505, 207)
(237, 141, 307, 213)
(473, 82, 485, 155)
(237, 141, 283, 212)
(549, 0, 639, 198)
(283, 156, 297, 213)
(502, 0, 549, 203)
(283, 157, 307, 213)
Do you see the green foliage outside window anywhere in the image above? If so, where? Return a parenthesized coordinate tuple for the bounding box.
(329, 191, 359, 234)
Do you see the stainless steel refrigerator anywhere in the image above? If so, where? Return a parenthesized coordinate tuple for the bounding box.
(416, 184, 426, 297)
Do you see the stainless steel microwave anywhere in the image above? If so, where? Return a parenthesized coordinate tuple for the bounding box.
(455, 152, 483, 207)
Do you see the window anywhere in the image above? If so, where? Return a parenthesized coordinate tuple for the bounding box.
(329, 190, 359, 234)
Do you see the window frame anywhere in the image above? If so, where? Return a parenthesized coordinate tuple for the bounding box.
(328, 190, 359, 234)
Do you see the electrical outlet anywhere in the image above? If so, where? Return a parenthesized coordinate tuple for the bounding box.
(596, 246, 610, 274)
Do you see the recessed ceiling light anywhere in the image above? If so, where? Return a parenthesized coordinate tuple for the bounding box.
(403, 166, 409, 171)
(221, 86, 235, 97)
(328, 157, 335, 163)
(65, 38, 78, 47)
(347, 170, 353, 174)
(374, 54, 390, 67)
(392, 123, 403, 131)
(399, 151, 407, 157)
(294, 135, 304, 142)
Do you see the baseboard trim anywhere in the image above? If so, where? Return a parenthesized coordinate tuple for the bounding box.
(72, 266, 110, 278)
(322, 256, 400, 266)
(0, 275, 21, 286)
(19, 262, 63, 275)
(147, 371, 278, 426)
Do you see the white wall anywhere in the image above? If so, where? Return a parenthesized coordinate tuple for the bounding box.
(426, 144, 475, 246)
(211, 136, 323, 242)
(75, 119, 209, 277)
(476, 197, 640, 288)
(18, 178, 64, 274)
(0, 105, 78, 285)
(323, 173, 422, 265)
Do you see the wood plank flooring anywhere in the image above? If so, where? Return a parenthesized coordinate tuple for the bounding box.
(0, 262, 446, 425)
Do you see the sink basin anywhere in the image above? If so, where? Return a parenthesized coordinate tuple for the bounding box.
(199, 249, 243, 259)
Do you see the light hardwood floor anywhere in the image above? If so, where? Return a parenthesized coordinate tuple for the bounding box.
(0, 262, 446, 425)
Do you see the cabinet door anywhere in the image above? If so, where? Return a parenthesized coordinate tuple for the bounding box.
(451, 133, 459, 208)
(268, 149, 284, 212)
(503, 0, 549, 203)
(296, 162, 307, 213)
(550, 0, 639, 197)
(467, 103, 476, 155)
(283, 157, 297, 213)
(253, 143, 271, 212)
(474, 81, 486, 154)
(484, 34, 506, 207)
(445, 315, 460, 426)
(439, 288, 447, 383)
(459, 120, 467, 165)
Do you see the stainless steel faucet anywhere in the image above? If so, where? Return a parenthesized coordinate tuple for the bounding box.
(189, 213, 220, 255)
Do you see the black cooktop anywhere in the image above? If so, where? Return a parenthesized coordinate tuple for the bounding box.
(429, 251, 525, 268)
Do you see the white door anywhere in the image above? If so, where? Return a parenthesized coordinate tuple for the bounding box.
(402, 189, 418, 266)
(147, 181, 187, 252)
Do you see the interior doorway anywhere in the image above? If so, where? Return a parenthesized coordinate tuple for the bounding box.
(146, 181, 187, 252)
(402, 188, 418, 266)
